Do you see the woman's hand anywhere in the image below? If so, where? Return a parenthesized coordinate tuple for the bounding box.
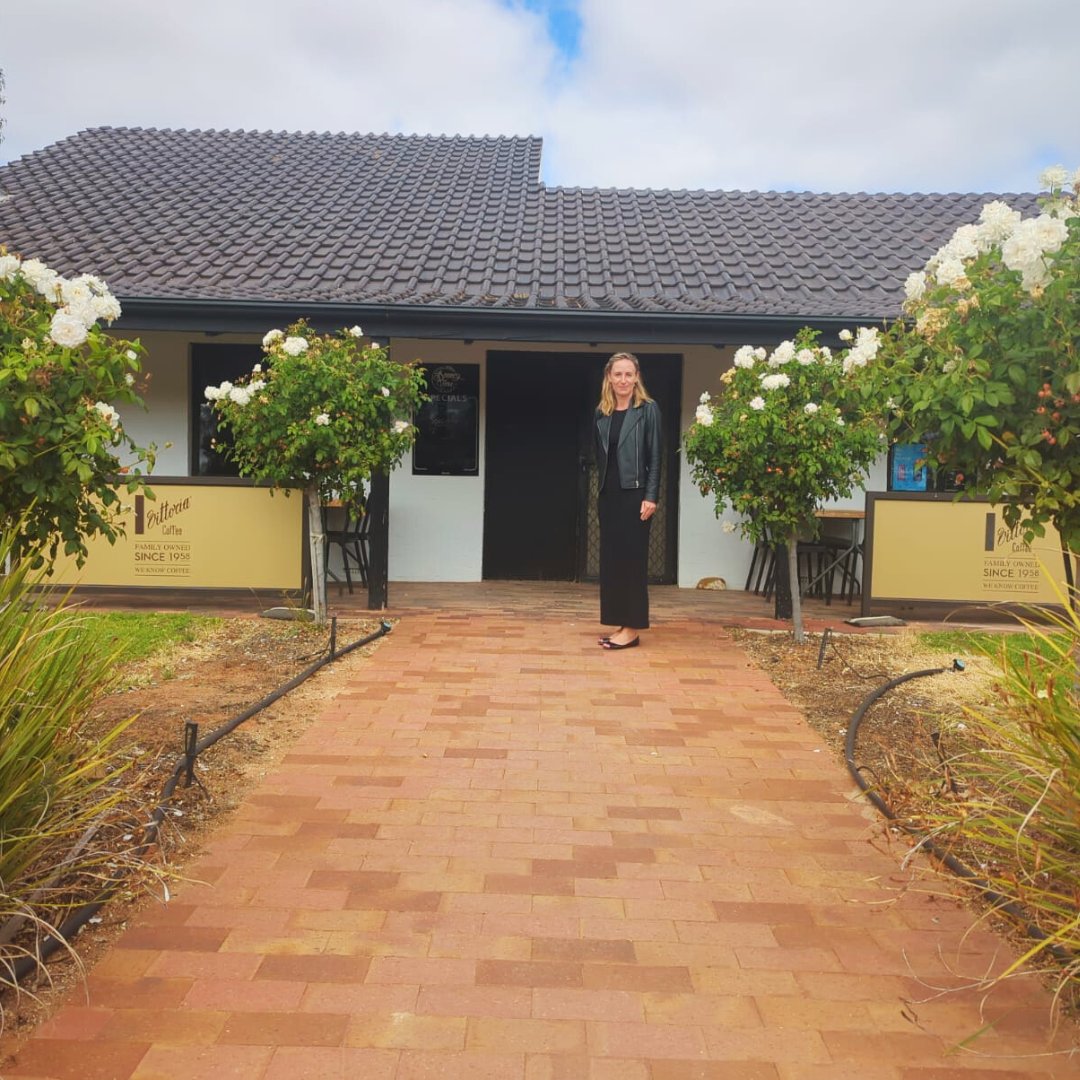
(640, 500, 657, 521)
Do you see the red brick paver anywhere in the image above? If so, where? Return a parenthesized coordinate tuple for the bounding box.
(6, 609, 1077, 1078)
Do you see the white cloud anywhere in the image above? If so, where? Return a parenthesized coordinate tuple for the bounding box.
(1, 0, 1078, 194)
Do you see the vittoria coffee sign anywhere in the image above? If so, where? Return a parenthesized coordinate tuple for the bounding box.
(864, 492, 1073, 615)
(50, 481, 304, 591)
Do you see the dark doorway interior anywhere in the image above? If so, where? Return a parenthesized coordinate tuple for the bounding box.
(483, 351, 681, 583)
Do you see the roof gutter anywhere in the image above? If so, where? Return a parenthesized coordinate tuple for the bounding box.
(116, 296, 894, 347)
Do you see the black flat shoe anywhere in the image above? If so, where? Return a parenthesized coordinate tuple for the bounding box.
(602, 637, 639, 650)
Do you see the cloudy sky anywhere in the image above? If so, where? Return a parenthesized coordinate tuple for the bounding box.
(2, 0, 1078, 194)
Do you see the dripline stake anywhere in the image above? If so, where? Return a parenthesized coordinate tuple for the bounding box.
(184, 721, 199, 788)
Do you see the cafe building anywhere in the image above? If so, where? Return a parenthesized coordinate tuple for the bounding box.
(1, 127, 1056, 609)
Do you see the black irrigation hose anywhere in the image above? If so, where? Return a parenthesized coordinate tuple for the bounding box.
(845, 665, 1072, 964)
(3, 618, 393, 988)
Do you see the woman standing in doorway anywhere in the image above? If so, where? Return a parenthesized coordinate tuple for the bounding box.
(594, 352, 661, 650)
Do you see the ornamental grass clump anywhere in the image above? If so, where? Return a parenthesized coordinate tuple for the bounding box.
(684, 327, 887, 642)
(909, 603, 1080, 997)
(0, 528, 143, 1002)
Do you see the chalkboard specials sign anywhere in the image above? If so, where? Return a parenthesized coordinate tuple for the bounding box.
(412, 363, 479, 476)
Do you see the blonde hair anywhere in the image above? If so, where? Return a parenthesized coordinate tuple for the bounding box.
(598, 352, 653, 416)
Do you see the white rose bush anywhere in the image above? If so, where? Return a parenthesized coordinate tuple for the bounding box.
(684, 329, 886, 642)
(206, 320, 426, 622)
(0, 249, 154, 565)
(874, 169, 1080, 993)
(878, 167, 1080, 566)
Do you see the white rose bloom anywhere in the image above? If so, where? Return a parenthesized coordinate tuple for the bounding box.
(125, 372, 136, 386)
(819, 346, 832, 361)
(204, 386, 220, 401)
(749, 396, 766, 411)
(314, 412, 331, 426)
(347, 325, 364, 338)
(768, 341, 795, 367)
(753, 347, 767, 361)
(282, 336, 309, 356)
(370, 340, 382, 349)
(48, 310, 89, 348)
(760, 373, 790, 391)
(92, 401, 120, 428)
(92, 293, 122, 323)
(733, 345, 757, 369)
(381, 387, 391, 397)
(699, 391, 711, 404)
(252, 363, 262, 373)
(73, 272, 109, 294)
(934, 256, 967, 286)
(262, 329, 284, 348)
(393, 419, 410, 434)
(835, 416, 846, 427)
(0, 253, 21, 281)
(59, 278, 90, 307)
(125, 349, 138, 361)
(978, 201, 1021, 245)
(694, 404, 714, 426)
(796, 349, 815, 366)
(1000, 216, 1065, 292)
(721, 521, 736, 534)
(63, 298, 100, 329)
(229, 386, 252, 406)
(248, 379, 266, 392)
(21, 258, 61, 298)
(803, 402, 820, 415)
(904, 271, 927, 302)
(943, 223, 980, 261)
(1030, 213, 1069, 252)
(838, 329, 853, 342)
(1039, 164, 1069, 190)
(219, 381, 234, 394)
(846, 327, 881, 364)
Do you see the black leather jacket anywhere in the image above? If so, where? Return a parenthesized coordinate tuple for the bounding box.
(595, 400, 662, 503)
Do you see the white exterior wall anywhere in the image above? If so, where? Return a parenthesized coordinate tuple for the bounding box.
(677, 345, 754, 588)
(114, 329, 888, 588)
(114, 331, 191, 474)
(388, 339, 488, 582)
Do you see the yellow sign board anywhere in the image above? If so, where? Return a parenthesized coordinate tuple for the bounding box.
(50, 482, 304, 591)
(867, 495, 1072, 608)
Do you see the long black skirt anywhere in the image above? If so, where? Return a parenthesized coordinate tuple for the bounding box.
(598, 486, 651, 629)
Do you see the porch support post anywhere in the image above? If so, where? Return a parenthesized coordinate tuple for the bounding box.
(367, 471, 390, 610)
(772, 542, 793, 620)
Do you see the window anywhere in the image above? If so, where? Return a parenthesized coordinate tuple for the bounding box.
(190, 344, 262, 476)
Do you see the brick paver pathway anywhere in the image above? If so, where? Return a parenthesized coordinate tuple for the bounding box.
(9, 613, 1078, 1079)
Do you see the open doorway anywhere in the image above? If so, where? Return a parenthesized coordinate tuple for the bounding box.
(482, 351, 681, 582)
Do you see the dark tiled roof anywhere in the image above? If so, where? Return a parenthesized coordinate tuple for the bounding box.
(0, 127, 1040, 320)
